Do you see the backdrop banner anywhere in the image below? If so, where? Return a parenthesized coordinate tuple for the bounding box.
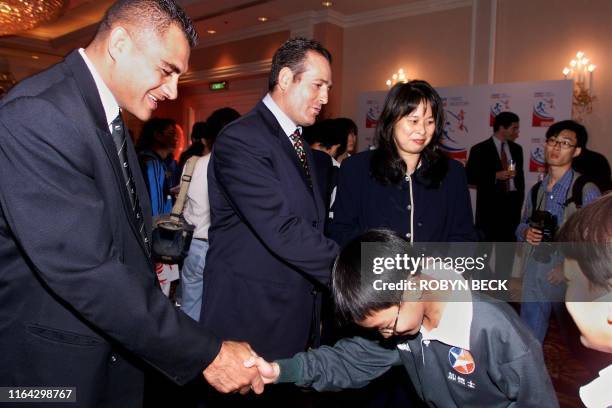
(356, 79, 573, 193)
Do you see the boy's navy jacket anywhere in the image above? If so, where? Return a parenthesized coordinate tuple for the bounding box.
(277, 294, 558, 408)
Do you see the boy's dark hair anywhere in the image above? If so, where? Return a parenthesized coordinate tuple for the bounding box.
(370, 80, 448, 188)
(558, 193, 612, 290)
(545, 119, 588, 148)
(97, 0, 198, 48)
(493, 111, 519, 132)
(303, 119, 347, 156)
(333, 229, 418, 323)
(268, 38, 332, 92)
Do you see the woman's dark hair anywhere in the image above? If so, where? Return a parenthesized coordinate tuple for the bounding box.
(178, 108, 240, 168)
(202, 107, 240, 149)
(190, 121, 207, 142)
(333, 229, 418, 323)
(135, 117, 175, 153)
(178, 121, 207, 167)
(370, 80, 448, 188)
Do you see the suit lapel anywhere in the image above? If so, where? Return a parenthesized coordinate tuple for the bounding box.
(487, 137, 503, 171)
(65, 51, 153, 260)
(254, 102, 324, 220)
(256, 102, 314, 192)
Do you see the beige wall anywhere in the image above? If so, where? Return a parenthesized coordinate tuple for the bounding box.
(495, 0, 612, 160)
(340, 6, 473, 125)
(313, 22, 344, 119)
(5, 2, 610, 162)
(189, 31, 288, 71)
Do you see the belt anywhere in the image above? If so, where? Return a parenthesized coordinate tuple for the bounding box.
(194, 237, 208, 242)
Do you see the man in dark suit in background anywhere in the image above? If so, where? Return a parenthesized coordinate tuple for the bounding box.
(466, 112, 525, 284)
(0, 1, 263, 406)
(201, 39, 339, 395)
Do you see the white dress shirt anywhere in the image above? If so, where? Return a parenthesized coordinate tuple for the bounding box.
(78, 48, 120, 133)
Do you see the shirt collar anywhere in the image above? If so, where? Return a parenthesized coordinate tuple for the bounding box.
(420, 301, 472, 350)
(492, 135, 506, 151)
(542, 168, 574, 192)
(262, 93, 301, 137)
(78, 48, 120, 129)
(418, 266, 473, 350)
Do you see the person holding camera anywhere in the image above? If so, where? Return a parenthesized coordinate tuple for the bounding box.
(516, 120, 601, 343)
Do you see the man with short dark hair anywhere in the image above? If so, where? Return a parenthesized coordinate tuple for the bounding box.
(0, 1, 263, 405)
(517, 120, 600, 343)
(561, 119, 612, 194)
(466, 111, 525, 285)
(201, 38, 339, 379)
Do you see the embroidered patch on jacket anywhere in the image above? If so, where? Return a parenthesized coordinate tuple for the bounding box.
(448, 347, 475, 375)
(397, 342, 411, 352)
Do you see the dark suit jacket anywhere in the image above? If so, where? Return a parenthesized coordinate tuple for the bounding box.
(310, 149, 334, 211)
(466, 137, 525, 240)
(0, 51, 220, 407)
(201, 101, 338, 360)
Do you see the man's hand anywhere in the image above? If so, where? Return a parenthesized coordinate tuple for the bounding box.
(524, 227, 543, 245)
(244, 356, 280, 384)
(203, 341, 264, 394)
(496, 170, 515, 181)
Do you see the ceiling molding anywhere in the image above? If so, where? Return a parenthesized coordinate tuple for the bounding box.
(195, 0, 471, 48)
(195, 19, 289, 48)
(0, 36, 62, 56)
(180, 58, 272, 84)
(341, 0, 472, 27)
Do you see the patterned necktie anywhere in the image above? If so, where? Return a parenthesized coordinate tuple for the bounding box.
(110, 114, 150, 254)
(500, 142, 509, 192)
(288, 128, 312, 188)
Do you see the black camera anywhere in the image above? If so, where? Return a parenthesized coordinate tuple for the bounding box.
(528, 210, 558, 263)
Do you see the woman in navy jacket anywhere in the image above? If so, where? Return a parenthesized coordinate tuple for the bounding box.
(329, 80, 476, 246)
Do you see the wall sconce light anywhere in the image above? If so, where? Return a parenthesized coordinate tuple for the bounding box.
(562, 51, 596, 121)
(385, 68, 408, 88)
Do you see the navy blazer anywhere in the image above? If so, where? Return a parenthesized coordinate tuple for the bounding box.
(329, 150, 477, 247)
(466, 137, 525, 236)
(0, 51, 220, 406)
(201, 101, 338, 360)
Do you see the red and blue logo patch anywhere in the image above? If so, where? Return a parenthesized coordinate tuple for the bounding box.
(448, 347, 475, 375)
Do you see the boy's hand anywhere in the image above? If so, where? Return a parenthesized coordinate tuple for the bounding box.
(244, 356, 280, 384)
